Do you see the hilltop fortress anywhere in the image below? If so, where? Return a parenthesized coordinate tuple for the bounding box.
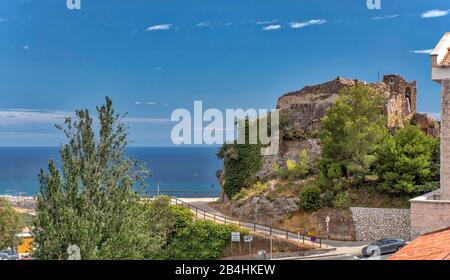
(277, 74, 417, 133)
(257, 74, 439, 178)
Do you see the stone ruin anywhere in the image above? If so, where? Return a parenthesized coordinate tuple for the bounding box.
(277, 74, 419, 135)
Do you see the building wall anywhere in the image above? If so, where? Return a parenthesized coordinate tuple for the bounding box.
(442, 79, 450, 200)
(410, 191, 450, 239)
(350, 207, 410, 241)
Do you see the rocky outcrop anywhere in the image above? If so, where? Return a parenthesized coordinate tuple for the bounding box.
(230, 195, 300, 226)
(414, 113, 440, 138)
(256, 139, 320, 179)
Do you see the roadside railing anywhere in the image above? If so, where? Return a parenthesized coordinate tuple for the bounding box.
(169, 196, 322, 248)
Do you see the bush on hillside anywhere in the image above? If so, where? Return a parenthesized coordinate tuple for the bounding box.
(298, 185, 322, 212)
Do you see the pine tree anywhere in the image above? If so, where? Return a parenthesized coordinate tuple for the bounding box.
(33, 97, 152, 260)
(320, 84, 388, 183)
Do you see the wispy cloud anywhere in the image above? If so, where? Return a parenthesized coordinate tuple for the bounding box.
(0, 18, 8, 23)
(421, 9, 450, 18)
(262, 24, 282, 31)
(372, 14, 399, 20)
(254, 19, 278, 25)
(23, 45, 29, 50)
(135, 101, 157, 105)
(146, 24, 172, 31)
(411, 49, 434, 54)
(196, 21, 211, 27)
(0, 109, 171, 127)
(0, 109, 73, 125)
(289, 19, 327, 29)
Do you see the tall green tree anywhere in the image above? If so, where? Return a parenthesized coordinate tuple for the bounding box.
(376, 125, 439, 195)
(33, 97, 152, 260)
(320, 84, 388, 183)
(0, 198, 23, 250)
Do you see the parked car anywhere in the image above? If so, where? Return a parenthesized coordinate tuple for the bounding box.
(362, 238, 407, 257)
(0, 249, 19, 260)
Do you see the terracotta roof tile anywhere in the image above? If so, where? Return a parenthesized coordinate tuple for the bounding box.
(389, 228, 450, 260)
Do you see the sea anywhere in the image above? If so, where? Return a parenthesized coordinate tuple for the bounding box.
(0, 147, 223, 197)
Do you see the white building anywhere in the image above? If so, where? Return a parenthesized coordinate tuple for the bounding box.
(410, 33, 450, 238)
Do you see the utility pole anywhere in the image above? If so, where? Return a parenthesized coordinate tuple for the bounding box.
(156, 180, 160, 197)
(269, 235, 273, 260)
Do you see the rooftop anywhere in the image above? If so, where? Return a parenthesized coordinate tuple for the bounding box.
(432, 32, 450, 68)
(389, 227, 450, 260)
(441, 48, 450, 67)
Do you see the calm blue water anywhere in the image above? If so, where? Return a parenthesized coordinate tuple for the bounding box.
(0, 147, 223, 197)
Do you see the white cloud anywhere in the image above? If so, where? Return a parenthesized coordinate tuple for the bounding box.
(23, 46, 29, 50)
(412, 49, 434, 54)
(289, 19, 327, 29)
(196, 21, 211, 27)
(421, 9, 450, 18)
(262, 24, 282, 31)
(0, 109, 73, 125)
(146, 24, 172, 31)
(0, 109, 171, 126)
(0, 18, 8, 23)
(372, 14, 399, 20)
(255, 19, 278, 25)
(135, 101, 157, 105)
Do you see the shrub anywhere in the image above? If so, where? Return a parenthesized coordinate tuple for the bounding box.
(322, 191, 335, 207)
(299, 185, 322, 211)
(166, 221, 236, 260)
(333, 192, 349, 208)
(376, 125, 438, 195)
(280, 150, 311, 180)
(233, 181, 268, 203)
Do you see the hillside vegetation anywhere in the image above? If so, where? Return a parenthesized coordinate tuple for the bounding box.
(219, 84, 440, 212)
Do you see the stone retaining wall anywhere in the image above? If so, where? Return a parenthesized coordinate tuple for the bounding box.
(350, 207, 411, 241)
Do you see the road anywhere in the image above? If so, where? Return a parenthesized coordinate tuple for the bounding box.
(173, 197, 377, 260)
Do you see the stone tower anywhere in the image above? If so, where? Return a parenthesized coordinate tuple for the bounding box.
(383, 74, 417, 118)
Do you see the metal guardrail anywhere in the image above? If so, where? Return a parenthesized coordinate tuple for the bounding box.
(169, 196, 322, 248)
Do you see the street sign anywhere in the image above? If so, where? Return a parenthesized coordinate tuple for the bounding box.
(326, 215, 330, 233)
(310, 236, 317, 243)
(231, 232, 240, 242)
(307, 231, 318, 237)
(244, 235, 253, 242)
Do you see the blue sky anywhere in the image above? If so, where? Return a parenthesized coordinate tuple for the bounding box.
(0, 0, 449, 146)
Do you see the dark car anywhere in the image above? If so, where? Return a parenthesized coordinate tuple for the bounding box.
(362, 238, 407, 257)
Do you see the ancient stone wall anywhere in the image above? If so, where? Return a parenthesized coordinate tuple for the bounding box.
(277, 75, 418, 135)
(350, 207, 411, 241)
